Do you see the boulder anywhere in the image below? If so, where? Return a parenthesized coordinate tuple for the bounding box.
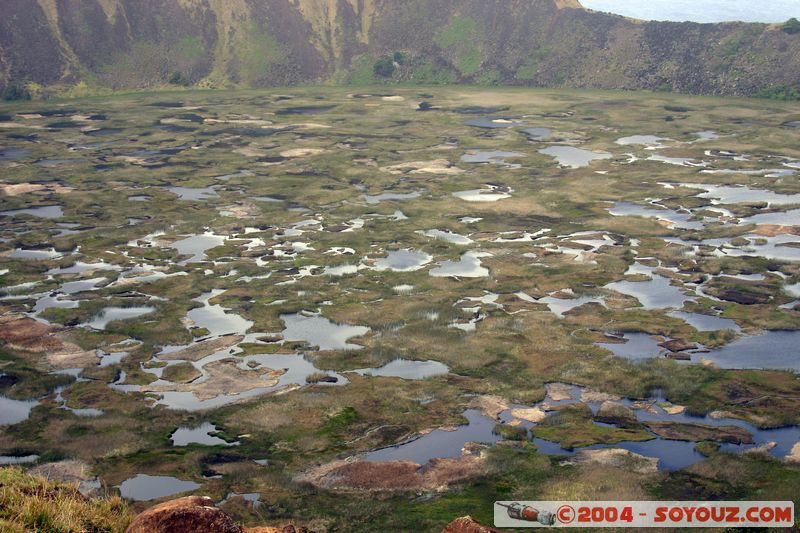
(659, 339, 697, 352)
(471, 395, 509, 419)
(546, 382, 573, 401)
(510, 407, 546, 423)
(126, 496, 243, 533)
(442, 516, 500, 533)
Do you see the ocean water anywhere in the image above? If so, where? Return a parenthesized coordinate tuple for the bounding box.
(580, 0, 800, 23)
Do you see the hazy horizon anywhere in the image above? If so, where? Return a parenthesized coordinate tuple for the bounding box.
(580, 0, 800, 23)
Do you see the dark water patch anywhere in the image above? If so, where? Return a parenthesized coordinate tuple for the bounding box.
(365, 409, 500, 463)
(147, 102, 184, 108)
(275, 105, 336, 115)
(669, 311, 740, 332)
(605, 269, 693, 309)
(46, 121, 83, 129)
(0, 374, 19, 387)
(354, 360, 449, 380)
(695, 331, 800, 371)
(465, 117, 520, 129)
(453, 106, 510, 114)
(175, 113, 204, 123)
(171, 423, 238, 447)
(0, 205, 63, 219)
(35, 158, 82, 167)
(0, 146, 28, 161)
(201, 127, 284, 137)
(256, 156, 286, 164)
(7, 133, 38, 141)
(597, 333, 666, 360)
(118, 474, 200, 501)
(27, 109, 78, 117)
(155, 123, 196, 133)
(83, 128, 123, 137)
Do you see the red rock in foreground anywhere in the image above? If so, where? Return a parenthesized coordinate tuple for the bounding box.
(125, 496, 243, 533)
(126, 495, 493, 532)
(442, 515, 500, 533)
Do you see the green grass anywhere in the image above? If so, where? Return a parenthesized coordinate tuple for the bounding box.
(0, 467, 132, 533)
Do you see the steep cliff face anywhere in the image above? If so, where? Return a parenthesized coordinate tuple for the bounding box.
(0, 0, 798, 96)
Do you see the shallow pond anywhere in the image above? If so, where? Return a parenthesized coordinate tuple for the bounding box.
(353, 359, 449, 380)
(429, 251, 491, 278)
(695, 331, 800, 371)
(605, 267, 693, 310)
(365, 409, 500, 463)
(0, 146, 28, 160)
(172, 232, 228, 264)
(363, 191, 422, 205)
(596, 333, 666, 360)
(417, 229, 473, 245)
(48, 261, 122, 275)
(118, 474, 201, 501)
(539, 146, 611, 168)
(679, 183, 800, 206)
(171, 422, 238, 446)
(9, 248, 64, 260)
(0, 205, 63, 219)
(647, 154, 707, 167)
(280, 312, 370, 351)
(153, 352, 348, 411)
(167, 186, 219, 201)
(187, 290, 253, 337)
(521, 127, 551, 140)
(373, 250, 432, 272)
(608, 202, 704, 230)
(0, 396, 39, 425)
(86, 306, 155, 330)
(616, 135, 667, 146)
(460, 150, 525, 168)
(668, 311, 740, 332)
(464, 117, 521, 129)
(365, 387, 800, 470)
(540, 294, 606, 317)
(452, 186, 511, 202)
(740, 208, 800, 227)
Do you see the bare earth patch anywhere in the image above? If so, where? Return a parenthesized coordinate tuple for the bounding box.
(298, 450, 487, 492)
(561, 448, 659, 474)
(380, 159, 464, 175)
(160, 335, 245, 362)
(0, 314, 96, 369)
(141, 359, 284, 400)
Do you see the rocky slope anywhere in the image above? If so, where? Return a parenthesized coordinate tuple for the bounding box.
(1, 0, 798, 96)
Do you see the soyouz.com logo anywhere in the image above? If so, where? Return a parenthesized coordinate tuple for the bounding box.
(494, 501, 795, 528)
